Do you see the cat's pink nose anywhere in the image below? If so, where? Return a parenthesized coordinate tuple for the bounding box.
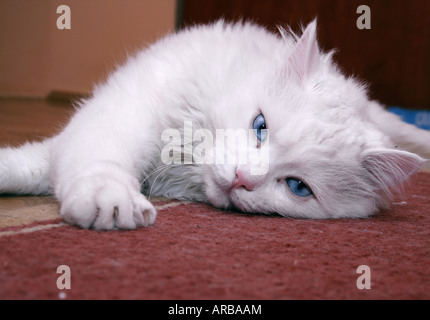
(231, 169, 255, 191)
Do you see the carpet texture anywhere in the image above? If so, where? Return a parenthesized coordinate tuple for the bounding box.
(1, 172, 429, 300)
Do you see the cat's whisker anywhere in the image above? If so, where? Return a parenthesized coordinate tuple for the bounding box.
(147, 165, 178, 201)
(141, 164, 171, 186)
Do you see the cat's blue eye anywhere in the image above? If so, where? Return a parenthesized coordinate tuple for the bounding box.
(253, 113, 267, 142)
(286, 177, 313, 197)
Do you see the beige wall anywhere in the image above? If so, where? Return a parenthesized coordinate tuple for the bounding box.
(0, 0, 176, 98)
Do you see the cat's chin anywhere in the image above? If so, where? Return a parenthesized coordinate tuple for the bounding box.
(204, 179, 238, 211)
(209, 195, 249, 213)
(205, 183, 251, 213)
(205, 188, 232, 210)
(226, 190, 251, 212)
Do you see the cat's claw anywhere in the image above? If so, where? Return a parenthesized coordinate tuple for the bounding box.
(59, 169, 156, 230)
(132, 194, 157, 228)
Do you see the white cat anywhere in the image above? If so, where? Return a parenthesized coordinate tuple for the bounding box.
(1, 20, 429, 230)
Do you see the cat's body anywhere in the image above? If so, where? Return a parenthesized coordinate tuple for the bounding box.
(1, 20, 429, 229)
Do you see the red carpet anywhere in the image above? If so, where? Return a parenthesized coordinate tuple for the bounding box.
(1, 173, 429, 300)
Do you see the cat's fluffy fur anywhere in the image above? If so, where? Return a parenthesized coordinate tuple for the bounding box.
(1, 20, 429, 229)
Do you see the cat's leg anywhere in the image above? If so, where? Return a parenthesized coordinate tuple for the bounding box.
(51, 98, 157, 230)
(56, 160, 156, 230)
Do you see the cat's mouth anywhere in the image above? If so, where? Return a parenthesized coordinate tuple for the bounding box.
(227, 189, 251, 212)
(206, 179, 248, 212)
(205, 168, 256, 212)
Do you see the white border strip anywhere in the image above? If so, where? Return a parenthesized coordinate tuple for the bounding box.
(0, 222, 66, 238)
(0, 201, 189, 237)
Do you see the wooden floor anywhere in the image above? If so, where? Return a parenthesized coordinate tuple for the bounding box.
(0, 97, 73, 147)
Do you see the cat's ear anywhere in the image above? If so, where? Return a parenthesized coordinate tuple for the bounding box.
(362, 148, 424, 193)
(288, 19, 320, 81)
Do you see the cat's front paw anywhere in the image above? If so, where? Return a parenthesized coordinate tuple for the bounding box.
(58, 165, 156, 230)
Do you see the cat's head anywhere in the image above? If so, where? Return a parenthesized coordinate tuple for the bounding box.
(202, 20, 423, 218)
